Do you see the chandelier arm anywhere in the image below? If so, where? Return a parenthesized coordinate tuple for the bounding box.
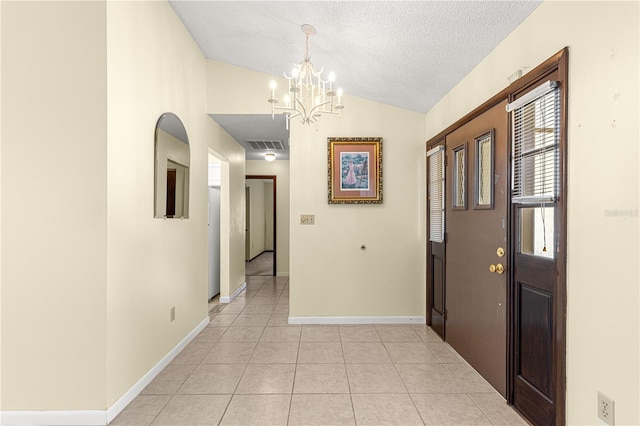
(292, 94, 308, 119)
(274, 100, 304, 118)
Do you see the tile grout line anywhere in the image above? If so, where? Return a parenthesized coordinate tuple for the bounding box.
(340, 326, 358, 426)
(143, 393, 173, 426)
(379, 328, 428, 425)
(285, 312, 301, 426)
(217, 280, 262, 426)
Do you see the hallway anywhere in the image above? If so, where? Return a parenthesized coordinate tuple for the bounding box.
(245, 251, 274, 276)
(111, 276, 527, 425)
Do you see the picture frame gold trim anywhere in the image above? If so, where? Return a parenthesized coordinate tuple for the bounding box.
(328, 137, 383, 204)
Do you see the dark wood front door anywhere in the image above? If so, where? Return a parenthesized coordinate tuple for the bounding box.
(445, 100, 508, 396)
(509, 64, 567, 425)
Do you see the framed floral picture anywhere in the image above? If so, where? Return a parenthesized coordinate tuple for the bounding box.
(328, 137, 383, 204)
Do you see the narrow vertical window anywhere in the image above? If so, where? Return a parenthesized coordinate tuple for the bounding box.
(427, 145, 445, 243)
(452, 143, 466, 210)
(474, 129, 494, 209)
(509, 80, 560, 259)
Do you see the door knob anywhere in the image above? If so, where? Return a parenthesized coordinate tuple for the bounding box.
(495, 263, 505, 274)
(489, 264, 496, 273)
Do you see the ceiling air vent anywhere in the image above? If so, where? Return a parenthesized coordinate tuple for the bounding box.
(245, 140, 286, 151)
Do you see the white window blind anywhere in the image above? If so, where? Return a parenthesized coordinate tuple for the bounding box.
(510, 81, 560, 204)
(427, 145, 445, 243)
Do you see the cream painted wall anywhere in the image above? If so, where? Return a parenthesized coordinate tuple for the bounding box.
(290, 97, 426, 318)
(245, 179, 266, 259)
(207, 61, 284, 115)
(105, 0, 245, 407)
(246, 160, 290, 276)
(1, 1, 107, 410)
(425, 1, 639, 424)
(206, 61, 427, 318)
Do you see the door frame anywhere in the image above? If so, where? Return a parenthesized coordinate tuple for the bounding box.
(246, 175, 277, 276)
(426, 48, 568, 423)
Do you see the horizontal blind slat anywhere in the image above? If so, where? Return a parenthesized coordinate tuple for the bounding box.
(512, 86, 559, 203)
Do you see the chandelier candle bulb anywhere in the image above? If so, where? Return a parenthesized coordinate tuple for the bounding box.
(268, 80, 279, 119)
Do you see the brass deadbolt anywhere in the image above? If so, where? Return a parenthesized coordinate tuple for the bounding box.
(496, 247, 505, 258)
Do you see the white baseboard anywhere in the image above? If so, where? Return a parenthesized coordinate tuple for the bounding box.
(0, 410, 107, 426)
(0, 316, 210, 426)
(276, 272, 290, 277)
(220, 281, 246, 303)
(288, 316, 426, 325)
(106, 316, 210, 423)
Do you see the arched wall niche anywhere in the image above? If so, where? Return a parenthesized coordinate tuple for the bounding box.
(154, 112, 190, 218)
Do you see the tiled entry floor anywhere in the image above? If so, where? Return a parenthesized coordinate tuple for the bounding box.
(111, 276, 528, 425)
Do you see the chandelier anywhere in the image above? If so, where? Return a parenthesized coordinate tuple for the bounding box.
(268, 24, 344, 128)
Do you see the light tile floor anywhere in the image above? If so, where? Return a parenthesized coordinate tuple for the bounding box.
(111, 276, 528, 425)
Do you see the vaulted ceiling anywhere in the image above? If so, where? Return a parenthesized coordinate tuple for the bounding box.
(169, 1, 542, 158)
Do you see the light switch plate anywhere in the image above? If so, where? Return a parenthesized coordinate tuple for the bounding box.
(300, 214, 315, 225)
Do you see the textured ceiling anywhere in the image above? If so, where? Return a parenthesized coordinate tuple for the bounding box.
(170, 0, 541, 114)
(169, 1, 541, 159)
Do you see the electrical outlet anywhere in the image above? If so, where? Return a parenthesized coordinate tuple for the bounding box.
(300, 214, 315, 225)
(170, 306, 176, 322)
(597, 392, 614, 425)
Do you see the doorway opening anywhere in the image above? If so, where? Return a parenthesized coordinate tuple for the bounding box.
(208, 154, 222, 301)
(245, 175, 277, 276)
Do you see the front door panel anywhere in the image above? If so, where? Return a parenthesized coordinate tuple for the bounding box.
(445, 100, 508, 396)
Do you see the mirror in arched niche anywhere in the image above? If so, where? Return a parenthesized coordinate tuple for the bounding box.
(154, 113, 190, 218)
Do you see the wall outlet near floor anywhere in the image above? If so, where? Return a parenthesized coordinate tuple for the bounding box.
(170, 306, 176, 322)
(300, 214, 315, 225)
(597, 392, 614, 425)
